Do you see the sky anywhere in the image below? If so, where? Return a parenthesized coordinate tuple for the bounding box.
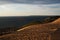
(0, 0, 60, 16)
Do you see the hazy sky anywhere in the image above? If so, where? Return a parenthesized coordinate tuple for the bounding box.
(0, 0, 60, 16)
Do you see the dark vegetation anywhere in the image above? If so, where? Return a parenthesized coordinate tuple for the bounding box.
(0, 16, 59, 35)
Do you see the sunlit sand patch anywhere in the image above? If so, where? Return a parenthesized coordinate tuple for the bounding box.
(52, 18, 60, 24)
(17, 26, 30, 31)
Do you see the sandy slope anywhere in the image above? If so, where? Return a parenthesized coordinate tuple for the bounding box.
(52, 18, 60, 24)
(0, 18, 60, 40)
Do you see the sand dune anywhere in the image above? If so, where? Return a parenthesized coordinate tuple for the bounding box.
(17, 18, 60, 32)
(52, 18, 60, 24)
(0, 18, 60, 40)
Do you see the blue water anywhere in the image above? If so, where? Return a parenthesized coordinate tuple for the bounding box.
(0, 16, 51, 29)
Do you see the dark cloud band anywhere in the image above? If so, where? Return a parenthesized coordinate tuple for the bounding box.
(0, 0, 60, 4)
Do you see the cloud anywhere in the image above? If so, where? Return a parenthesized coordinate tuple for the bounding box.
(0, 0, 60, 4)
(12, 0, 60, 4)
(0, 3, 60, 16)
(0, 0, 59, 16)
